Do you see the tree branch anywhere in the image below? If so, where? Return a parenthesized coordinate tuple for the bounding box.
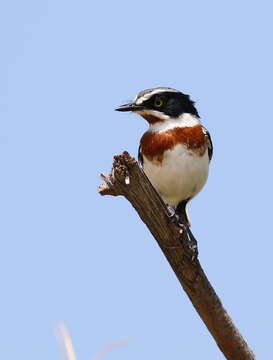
(98, 151, 255, 360)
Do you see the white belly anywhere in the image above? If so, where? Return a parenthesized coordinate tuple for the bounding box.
(143, 145, 209, 207)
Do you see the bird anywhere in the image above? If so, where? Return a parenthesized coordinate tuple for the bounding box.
(115, 87, 212, 238)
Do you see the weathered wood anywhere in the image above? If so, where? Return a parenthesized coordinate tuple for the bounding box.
(98, 151, 255, 360)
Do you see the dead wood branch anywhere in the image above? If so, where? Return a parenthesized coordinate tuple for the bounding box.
(98, 151, 255, 360)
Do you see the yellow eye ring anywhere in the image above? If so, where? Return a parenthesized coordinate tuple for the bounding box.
(154, 98, 164, 107)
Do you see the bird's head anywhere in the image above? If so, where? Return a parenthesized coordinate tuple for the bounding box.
(115, 87, 199, 124)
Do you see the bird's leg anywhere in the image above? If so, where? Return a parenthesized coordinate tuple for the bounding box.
(166, 204, 198, 259)
(176, 211, 190, 228)
(182, 226, 198, 260)
(175, 200, 191, 227)
(173, 201, 198, 260)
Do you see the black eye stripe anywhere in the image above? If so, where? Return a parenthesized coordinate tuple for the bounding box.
(138, 91, 199, 118)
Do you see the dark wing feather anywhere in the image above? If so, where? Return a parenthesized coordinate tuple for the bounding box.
(138, 144, 144, 167)
(202, 126, 213, 161)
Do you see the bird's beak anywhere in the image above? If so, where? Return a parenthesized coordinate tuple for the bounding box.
(115, 102, 144, 112)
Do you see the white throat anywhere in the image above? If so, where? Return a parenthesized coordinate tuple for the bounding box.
(148, 113, 200, 132)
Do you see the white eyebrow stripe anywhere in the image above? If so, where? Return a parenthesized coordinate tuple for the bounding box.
(135, 88, 179, 105)
(135, 94, 151, 105)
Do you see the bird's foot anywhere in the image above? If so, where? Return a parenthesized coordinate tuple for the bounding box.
(166, 205, 189, 228)
(166, 205, 181, 225)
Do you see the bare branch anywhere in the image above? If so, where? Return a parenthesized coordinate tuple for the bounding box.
(98, 151, 255, 360)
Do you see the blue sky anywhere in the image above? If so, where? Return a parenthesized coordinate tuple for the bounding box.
(1, 0, 273, 359)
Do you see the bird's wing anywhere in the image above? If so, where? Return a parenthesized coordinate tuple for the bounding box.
(202, 126, 213, 161)
(138, 143, 144, 167)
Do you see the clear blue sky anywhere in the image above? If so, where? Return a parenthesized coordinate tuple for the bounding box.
(1, 0, 272, 359)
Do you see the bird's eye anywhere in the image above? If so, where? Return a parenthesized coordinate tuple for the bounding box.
(154, 97, 164, 108)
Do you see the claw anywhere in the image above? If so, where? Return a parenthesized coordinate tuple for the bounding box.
(166, 205, 176, 217)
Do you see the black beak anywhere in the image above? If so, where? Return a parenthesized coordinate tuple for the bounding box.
(115, 103, 144, 112)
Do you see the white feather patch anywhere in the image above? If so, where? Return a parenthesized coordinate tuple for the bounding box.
(148, 113, 200, 132)
(143, 145, 209, 207)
